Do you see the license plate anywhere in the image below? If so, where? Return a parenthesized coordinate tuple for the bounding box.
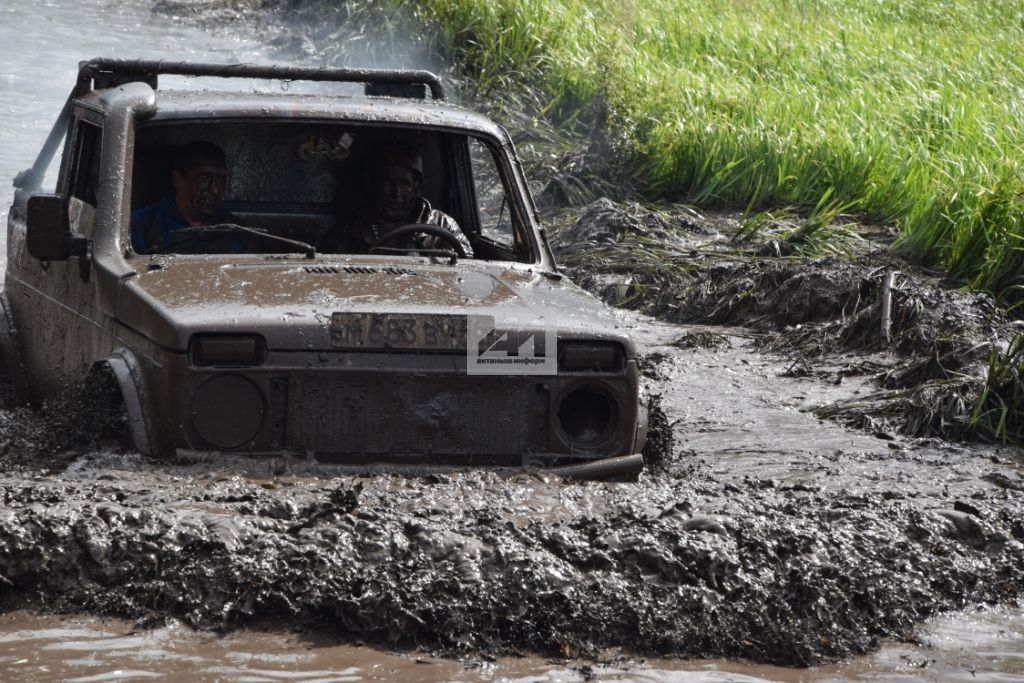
(329, 313, 469, 350)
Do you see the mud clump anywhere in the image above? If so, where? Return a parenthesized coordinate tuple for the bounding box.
(548, 198, 690, 245)
(670, 331, 732, 351)
(639, 392, 675, 471)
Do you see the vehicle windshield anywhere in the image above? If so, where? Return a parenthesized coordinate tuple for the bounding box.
(129, 120, 534, 262)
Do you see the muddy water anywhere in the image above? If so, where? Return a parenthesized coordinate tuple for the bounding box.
(2, 607, 1022, 682)
(3, 1, 1024, 681)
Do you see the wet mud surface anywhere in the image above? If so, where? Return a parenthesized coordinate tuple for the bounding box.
(1, 308, 1022, 667)
(4, 607, 1022, 681)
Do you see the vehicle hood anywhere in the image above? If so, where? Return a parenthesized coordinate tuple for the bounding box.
(117, 258, 631, 352)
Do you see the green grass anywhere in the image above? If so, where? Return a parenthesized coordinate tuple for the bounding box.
(970, 333, 1024, 443)
(336, 0, 1024, 307)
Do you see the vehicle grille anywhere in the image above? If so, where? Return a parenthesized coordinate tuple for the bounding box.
(282, 375, 542, 456)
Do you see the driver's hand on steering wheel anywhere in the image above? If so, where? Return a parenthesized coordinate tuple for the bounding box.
(413, 233, 442, 251)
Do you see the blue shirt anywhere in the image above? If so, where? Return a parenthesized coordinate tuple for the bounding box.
(130, 196, 242, 254)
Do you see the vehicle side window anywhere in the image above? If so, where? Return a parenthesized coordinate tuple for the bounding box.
(70, 121, 102, 207)
(68, 120, 102, 237)
(469, 138, 515, 249)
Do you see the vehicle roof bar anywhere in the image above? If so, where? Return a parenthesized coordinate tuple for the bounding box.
(76, 58, 446, 101)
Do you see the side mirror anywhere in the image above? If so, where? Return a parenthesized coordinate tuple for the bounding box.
(26, 194, 86, 261)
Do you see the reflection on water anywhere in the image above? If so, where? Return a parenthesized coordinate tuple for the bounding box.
(1, 608, 1023, 682)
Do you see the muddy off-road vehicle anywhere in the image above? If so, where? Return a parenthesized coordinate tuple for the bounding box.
(4, 59, 646, 476)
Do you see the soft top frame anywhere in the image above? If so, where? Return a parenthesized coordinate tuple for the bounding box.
(75, 57, 446, 101)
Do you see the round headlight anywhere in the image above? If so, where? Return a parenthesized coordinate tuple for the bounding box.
(191, 374, 266, 449)
(557, 383, 618, 447)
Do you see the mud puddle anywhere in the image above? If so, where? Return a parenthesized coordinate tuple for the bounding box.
(3, 607, 1022, 682)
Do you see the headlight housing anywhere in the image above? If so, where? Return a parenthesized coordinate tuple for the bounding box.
(189, 334, 266, 367)
(558, 341, 624, 373)
(557, 382, 619, 447)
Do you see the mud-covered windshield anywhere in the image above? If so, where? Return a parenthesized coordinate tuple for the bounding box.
(129, 121, 534, 262)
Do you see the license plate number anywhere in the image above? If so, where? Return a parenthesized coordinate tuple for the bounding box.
(330, 313, 468, 350)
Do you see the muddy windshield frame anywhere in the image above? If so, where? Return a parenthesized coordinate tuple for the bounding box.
(125, 118, 540, 263)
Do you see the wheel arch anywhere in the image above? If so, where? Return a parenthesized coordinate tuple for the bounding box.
(91, 348, 155, 455)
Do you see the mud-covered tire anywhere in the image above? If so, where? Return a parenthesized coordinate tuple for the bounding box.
(77, 364, 133, 450)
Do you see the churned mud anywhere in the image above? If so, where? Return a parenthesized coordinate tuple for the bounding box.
(0, 304, 1022, 668)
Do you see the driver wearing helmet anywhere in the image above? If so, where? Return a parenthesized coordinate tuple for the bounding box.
(322, 140, 474, 257)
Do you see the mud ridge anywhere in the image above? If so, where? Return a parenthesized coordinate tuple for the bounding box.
(1, 452, 1022, 666)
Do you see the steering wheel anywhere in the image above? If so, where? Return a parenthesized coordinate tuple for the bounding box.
(372, 223, 468, 259)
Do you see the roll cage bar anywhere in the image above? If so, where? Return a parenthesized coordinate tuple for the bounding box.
(75, 57, 447, 100)
(13, 58, 447, 191)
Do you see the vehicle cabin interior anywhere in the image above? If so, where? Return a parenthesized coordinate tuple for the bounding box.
(129, 121, 532, 262)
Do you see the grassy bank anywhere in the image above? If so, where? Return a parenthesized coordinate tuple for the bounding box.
(318, 0, 1024, 307)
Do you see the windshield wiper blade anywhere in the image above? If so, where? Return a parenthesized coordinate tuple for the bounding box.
(368, 246, 458, 264)
(172, 223, 317, 258)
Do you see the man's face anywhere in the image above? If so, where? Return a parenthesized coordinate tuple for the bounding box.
(373, 166, 420, 222)
(173, 159, 227, 224)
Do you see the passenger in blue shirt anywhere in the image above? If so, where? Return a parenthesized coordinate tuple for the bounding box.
(131, 141, 243, 254)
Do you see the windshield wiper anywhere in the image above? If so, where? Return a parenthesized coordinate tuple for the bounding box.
(369, 246, 459, 265)
(170, 223, 317, 259)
